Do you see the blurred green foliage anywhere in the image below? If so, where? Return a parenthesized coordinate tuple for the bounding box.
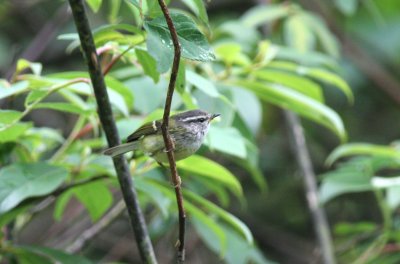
(1, 0, 400, 263)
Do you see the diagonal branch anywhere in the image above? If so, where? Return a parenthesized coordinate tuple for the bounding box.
(67, 1, 157, 263)
(284, 111, 336, 264)
(156, 0, 186, 262)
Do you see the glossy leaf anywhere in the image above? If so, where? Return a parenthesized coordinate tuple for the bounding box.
(0, 162, 68, 213)
(144, 12, 215, 72)
(326, 143, 400, 166)
(235, 80, 347, 141)
(177, 155, 242, 197)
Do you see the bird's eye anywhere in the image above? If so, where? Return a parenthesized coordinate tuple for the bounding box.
(198, 118, 206, 122)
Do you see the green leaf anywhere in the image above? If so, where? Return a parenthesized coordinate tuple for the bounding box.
(33, 102, 93, 115)
(184, 189, 253, 244)
(254, 69, 324, 102)
(206, 126, 247, 158)
(105, 76, 134, 111)
(284, 14, 315, 53)
(235, 80, 347, 142)
(334, 222, 377, 236)
(136, 48, 160, 83)
(14, 248, 53, 264)
(86, 0, 102, 12)
(144, 12, 215, 73)
(372, 177, 400, 189)
(0, 110, 23, 125)
(0, 162, 68, 214)
(25, 90, 48, 105)
(0, 80, 29, 100)
(386, 186, 400, 210)
(0, 204, 31, 227)
(186, 70, 219, 97)
(326, 143, 400, 166)
(16, 59, 42, 76)
(177, 155, 243, 197)
(241, 4, 290, 28)
(54, 190, 74, 221)
(0, 122, 32, 143)
(175, 60, 186, 94)
(125, 0, 139, 8)
(74, 182, 113, 222)
(214, 42, 251, 66)
(268, 61, 353, 102)
(18, 246, 93, 264)
(180, 0, 209, 23)
(334, 0, 358, 15)
(319, 171, 372, 203)
(145, 179, 227, 252)
(302, 13, 340, 58)
(136, 178, 171, 217)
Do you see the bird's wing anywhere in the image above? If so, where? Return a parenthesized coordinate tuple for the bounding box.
(127, 120, 162, 142)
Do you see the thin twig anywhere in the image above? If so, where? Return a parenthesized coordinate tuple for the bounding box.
(156, 0, 186, 262)
(67, 199, 126, 253)
(102, 45, 134, 76)
(50, 115, 86, 162)
(67, 1, 157, 263)
(284, 111, 336, 264)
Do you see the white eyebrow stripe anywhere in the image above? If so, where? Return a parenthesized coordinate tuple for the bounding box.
(181, 115, 208, 122)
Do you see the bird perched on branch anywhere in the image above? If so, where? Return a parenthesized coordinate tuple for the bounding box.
(103, 109, 220, 163)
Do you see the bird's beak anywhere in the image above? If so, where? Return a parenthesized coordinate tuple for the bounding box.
(210, 113, 220, 121)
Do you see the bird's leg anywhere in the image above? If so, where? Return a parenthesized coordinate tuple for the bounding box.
(163, 137, 175, 153)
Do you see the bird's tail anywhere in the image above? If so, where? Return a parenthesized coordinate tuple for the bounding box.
(103, 142, 138, 157)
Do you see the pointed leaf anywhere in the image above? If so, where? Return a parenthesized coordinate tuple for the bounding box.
(235, 80, 346, 141)
(144, 12, 215, 72)
(177, 155, 243, 197)
(0, 163, 68, 214)
(326, 143, 400, 166)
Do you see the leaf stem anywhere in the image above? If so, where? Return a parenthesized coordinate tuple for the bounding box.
(0, 78, 88, 132)
(50, 114, 86, 162)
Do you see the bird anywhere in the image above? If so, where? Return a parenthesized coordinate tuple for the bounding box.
(103, 109, 220, 163)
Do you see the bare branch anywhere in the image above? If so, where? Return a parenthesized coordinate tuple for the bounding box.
(156, 0, 186, 262)
(67, 1, 157, 263)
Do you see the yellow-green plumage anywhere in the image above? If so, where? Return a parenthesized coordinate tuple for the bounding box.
(103, 110, 219, 163)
